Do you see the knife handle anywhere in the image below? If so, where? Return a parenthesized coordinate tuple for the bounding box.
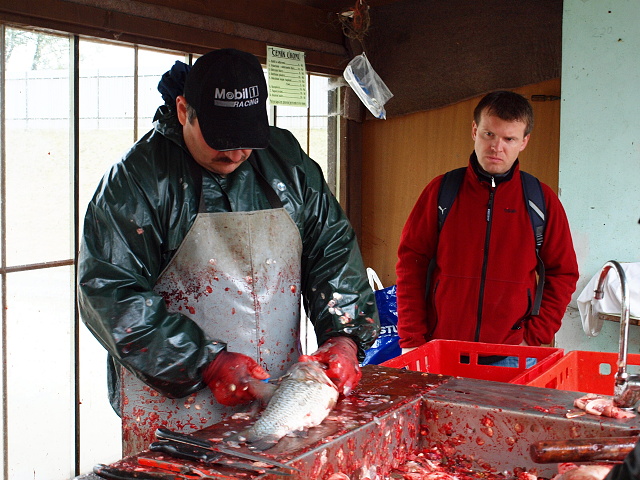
(149, 441, 221, 463)
(155, 428, 213, 449)
(530, 436, 639, 463)
(93, 463, 179, 480)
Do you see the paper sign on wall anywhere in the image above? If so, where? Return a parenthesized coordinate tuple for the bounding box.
(266, 46, 308, 107)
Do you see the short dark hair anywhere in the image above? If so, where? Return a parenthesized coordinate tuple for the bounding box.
(185, 102, 197, 124)
(474, 91, 534, 136)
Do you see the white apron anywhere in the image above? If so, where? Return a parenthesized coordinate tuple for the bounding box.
(120, 205, 303, 455)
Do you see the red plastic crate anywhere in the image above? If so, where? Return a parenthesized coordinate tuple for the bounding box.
(381, 340, 563, 384)
(525, 350, 640, 394)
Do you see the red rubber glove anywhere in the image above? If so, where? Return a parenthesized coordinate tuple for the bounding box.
(202, 350, 270, 406)
(299, 336, 361, 396)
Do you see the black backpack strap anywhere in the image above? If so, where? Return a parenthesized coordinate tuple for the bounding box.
(437, 167, 466, 231)
(520, 171, 546, 316)
(426, 167, 466, 299)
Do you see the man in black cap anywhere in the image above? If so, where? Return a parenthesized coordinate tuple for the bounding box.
(78, 48, 379, 454)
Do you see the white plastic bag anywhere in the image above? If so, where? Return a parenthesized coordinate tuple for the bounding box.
(343, 53, 393, 119)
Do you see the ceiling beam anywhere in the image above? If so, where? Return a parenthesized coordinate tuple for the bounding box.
(134, 0, 345, 45)
(0, 0, 350, 74)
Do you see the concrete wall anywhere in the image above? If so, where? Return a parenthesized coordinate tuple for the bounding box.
(556, 0, 640, 353)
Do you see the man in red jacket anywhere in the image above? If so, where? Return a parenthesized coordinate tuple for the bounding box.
(396, 91, 578, 360)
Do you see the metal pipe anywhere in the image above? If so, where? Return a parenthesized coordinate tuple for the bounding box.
(594, 260, 640, 408)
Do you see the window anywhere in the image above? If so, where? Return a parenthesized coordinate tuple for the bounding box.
(2, 25, 339, 479)
(270, 74, 339, 194)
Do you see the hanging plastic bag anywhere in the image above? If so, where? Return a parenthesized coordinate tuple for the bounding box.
(343, 53, 393, 119)
(362, 268, 400, 365)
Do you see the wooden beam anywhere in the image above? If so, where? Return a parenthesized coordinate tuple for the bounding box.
(133, 0, 345, 45)
(343, 118, 363, 241)
(0, 0, 349, 74)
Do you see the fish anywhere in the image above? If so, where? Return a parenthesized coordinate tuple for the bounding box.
(573, 393, 636, 419)
(551, 463, 613, 480)
(230, 360, 339, 451)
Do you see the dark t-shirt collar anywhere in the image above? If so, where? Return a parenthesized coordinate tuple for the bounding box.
(470, 151, 518, 185)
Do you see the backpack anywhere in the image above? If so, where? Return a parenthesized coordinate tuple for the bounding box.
(433, 167, 546, 315)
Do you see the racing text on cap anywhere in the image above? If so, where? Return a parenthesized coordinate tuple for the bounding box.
(214, 86, 260, 108)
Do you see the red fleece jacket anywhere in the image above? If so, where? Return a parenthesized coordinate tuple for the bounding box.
(396, 157, 579, 348)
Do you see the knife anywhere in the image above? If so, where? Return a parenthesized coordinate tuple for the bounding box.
(530, 435, 639, 463)
(93, 463, 187, 480)
(137, 456, 236, 479)
(155, 428, 300, 473)
(149, 441, 223, 464)
(149, 440, 289, 475)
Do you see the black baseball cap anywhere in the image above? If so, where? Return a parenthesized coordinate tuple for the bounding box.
(183, 49, 270, 151)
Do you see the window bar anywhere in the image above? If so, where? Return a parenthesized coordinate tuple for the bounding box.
(0, 22, 6, 480)
(306, 74, 311, 154)
(0, 259, 74, 275)
(327, 85, 338, 196)
(72, 34, 81, 477)
(133, 45, 139, 142)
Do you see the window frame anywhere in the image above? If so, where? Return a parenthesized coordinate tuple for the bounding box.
(0, 24, 342, 478)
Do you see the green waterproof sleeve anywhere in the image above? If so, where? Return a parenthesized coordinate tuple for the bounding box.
(78, 127, 225, 399)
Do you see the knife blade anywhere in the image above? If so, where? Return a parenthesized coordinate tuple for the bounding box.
(149, 440, 289, 476)
(155, 428, 300, 473)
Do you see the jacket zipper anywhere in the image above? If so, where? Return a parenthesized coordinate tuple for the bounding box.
(475, 176, 495, 341)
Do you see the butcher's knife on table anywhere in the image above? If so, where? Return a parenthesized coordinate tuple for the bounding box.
(155, 427, 300, 473)
(93, 463, 193, 480)
(149, 440, 291, 475)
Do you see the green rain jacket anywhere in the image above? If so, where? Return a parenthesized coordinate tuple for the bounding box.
(78, 105, 380, 406)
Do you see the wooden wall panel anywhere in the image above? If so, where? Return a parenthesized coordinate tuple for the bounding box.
(360, 79, 561, 286)
(366, 0, 562, 118)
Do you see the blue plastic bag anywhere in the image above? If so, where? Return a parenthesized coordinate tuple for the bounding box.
(362, 268, 401, 365)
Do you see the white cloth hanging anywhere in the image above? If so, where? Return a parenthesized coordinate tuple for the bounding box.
(577, 262, 640, 336)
